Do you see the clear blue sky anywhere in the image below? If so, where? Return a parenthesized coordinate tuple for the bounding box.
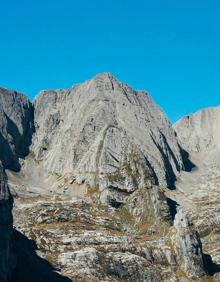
(0, 0, 219, 122)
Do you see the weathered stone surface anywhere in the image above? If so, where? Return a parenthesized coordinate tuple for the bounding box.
(174, 106, 220, 153)
(31, 73, 183, 195)
(11, 191, 213, 281)
(0, 88, 33, 281)
(0, 87, 34, 281)
(172, 208, 205, 279)
(0, 87, 34, 171)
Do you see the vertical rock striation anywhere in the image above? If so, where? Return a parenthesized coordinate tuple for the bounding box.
(0, 87, 34, 171)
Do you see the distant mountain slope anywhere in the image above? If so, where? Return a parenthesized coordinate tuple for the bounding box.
(174, 106, 220, 153)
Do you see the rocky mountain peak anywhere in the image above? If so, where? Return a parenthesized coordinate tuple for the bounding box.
(92, 72, 118, 82)
(29, 74, 184, 202)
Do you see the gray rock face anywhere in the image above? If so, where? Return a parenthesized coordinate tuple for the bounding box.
(0, 88, 33, 281)
(0, 87, 34, 171)
(31, 73, 183, 202)
(172, 208, 205, 278)
(0, 163, 14, 282)
(174, 106, 220, 153)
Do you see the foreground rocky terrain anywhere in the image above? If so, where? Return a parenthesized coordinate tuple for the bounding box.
(0, 75, 219, 281)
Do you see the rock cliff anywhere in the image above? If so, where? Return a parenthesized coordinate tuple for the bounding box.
(0, 87, 34, 171)
(31, 73, 183, 205)
(0, 88, 34, 282)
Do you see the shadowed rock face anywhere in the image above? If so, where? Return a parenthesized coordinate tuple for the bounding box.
(0, 163, 14, 282)
(0, 87, 34, 171)
(0, 74, 215, 281)
(0, 88, 34, 281)
(11, 230, 72, 282)
(0, 88, 73, 282)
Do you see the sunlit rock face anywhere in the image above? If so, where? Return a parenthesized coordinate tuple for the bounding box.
(172, 208, 205, 278)
(32, 73, 183, 200)
(174, 106, 220, 153)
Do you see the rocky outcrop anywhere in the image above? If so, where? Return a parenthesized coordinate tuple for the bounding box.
(0, 87, 34, 171)
(0, 163, 14, 282)
(11, 188, 211, 281)
(172, 208, 205, 278)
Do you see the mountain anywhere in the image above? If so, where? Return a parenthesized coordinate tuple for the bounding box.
(0, 74, 219, 281)
(31, 73, 183, 199)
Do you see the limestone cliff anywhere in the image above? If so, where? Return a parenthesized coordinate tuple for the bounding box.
(31, 73, 183, 205)
(174, 106, 220, 153)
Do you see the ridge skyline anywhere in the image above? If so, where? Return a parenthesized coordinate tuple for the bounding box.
(1, 72, 219, 124)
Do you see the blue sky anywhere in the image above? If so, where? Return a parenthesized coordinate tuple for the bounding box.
(0, 0, 219, 122)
